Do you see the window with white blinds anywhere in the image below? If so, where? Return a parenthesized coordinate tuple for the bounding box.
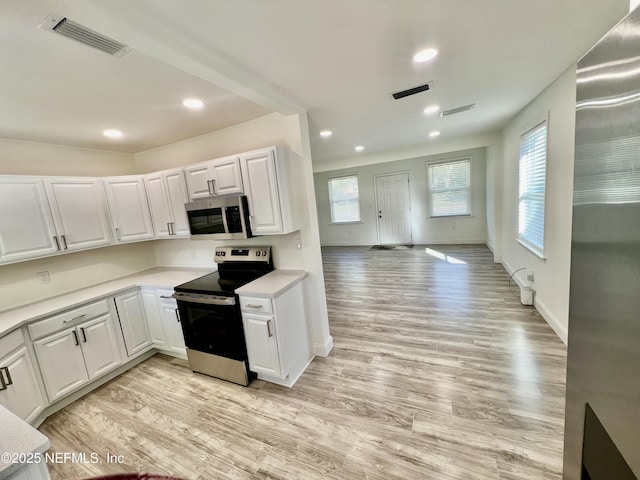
(518, 120, 548, 256)
(328, 175, 361, 223)
(427, 158, 471, 217)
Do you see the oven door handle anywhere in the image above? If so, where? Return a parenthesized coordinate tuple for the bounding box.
(171, 294, 236, 306)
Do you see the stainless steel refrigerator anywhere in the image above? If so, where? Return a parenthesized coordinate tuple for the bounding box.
(564, 6, 640, 479)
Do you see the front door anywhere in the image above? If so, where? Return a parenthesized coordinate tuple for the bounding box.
(375, 173, 412, 245)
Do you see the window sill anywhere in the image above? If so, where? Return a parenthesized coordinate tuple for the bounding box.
(427, 214, 473, 219)
(330, 221, 364, 226)
(517, 238, 547, 261)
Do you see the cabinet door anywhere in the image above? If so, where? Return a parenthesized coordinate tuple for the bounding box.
(104, 176, 155, 243)
(164, 170, 190, 236)
(79, 314, 123, 381)
(159, 299, 186, 357)
(184, 163, 213, 200)
(141, 288, 166, 347)
(43, 178, 112, 251)
(146, 173, 173, 238)
(114, 290, 152, 357)
(0, 346, 46, 424)
(242, 313, 282, 378)
(240, 149, 283, 234)
(0, 177, 59, 263)
(210, 156, 244, 195)
(33, 328, 89, 403)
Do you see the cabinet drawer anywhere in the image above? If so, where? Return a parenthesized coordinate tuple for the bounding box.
(239, 296, 273, 314)
(28, 300, 110, 340)
(0, 328, 26, 355)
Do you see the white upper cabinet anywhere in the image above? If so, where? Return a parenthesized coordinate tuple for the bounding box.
(145, 169, 189, 238)
(43, 177, 113, 251)
(0, 177, 59, 264)
(103, 176, 155, 243)
(240, 147, 300, 235)
(184, 155, 243, 200)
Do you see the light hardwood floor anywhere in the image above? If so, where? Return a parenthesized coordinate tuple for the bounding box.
(39, 245, 567, 479)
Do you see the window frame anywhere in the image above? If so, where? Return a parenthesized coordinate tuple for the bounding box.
(517, 119, 548, 259)
(426, 156, 472, 218)
(327, 174, 362, 224)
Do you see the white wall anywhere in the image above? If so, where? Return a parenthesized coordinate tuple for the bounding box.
(0, 138, 156, 311)
(134, 112, 333, 356)
(498, 66, 577, 344)
(314, 147, 487, 246)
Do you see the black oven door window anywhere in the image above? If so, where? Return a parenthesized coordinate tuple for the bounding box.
(177, 302, 248, 361)
(188, 207, 226, 235)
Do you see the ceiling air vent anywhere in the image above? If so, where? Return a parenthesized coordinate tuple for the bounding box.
(40, 14, 131, 57)
(391, 82, 433, 100)
(439, 103, 475, 117)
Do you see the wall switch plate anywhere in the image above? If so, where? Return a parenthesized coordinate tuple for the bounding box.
(36, 271, 50, 284)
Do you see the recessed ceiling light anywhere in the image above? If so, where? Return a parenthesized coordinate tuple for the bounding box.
(355, 145, 365, 152)
(429, 131, 441, 138)
(103, 129, 123, 138)
(423, 105, 440, 115)
(413, 48, 438, 63)
(183, 98, 204, 109)
(320, 130, 333, 138)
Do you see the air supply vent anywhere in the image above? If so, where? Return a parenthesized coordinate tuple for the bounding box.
(391, 82, 433, 100)
(439, 104, 475, 117)
(40, 14, 131, 57)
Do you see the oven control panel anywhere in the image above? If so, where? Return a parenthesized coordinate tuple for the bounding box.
(214, 246, 271, 263)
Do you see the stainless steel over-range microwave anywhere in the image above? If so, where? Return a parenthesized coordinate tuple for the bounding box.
(185, 195, 253, 240)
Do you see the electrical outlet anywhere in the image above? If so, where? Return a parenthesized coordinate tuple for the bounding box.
(527, 270, 535, 282)
(36, 271, 50, 284)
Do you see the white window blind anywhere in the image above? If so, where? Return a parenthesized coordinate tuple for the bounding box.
(428, 158, 471, 217)
(328, 175, 361, 223)
(518, 120, 547, 256)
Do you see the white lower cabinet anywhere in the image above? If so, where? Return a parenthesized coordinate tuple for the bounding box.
(114, 289, 152, 357)
(0, 330, 46, 424)
(31, 301, 124, 403)
(141, 288, 186, 358)
(239, 276, 312, 387)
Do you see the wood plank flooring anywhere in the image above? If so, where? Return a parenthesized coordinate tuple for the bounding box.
(39, 245, 567, 479)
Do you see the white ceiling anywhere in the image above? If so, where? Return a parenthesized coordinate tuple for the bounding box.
(0, 0, 629, 162)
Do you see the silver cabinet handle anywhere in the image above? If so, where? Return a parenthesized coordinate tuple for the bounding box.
(211, 179, 216, 194)
(245, 304, 263, 309)
(72, 330, 79, 346)
(1, 366, 12, 386)
(61, 234, 68, 250)
(53, 236, 61, 251)
(115, 227, 121, 241)
(248, 215, 255, 232)
(159, 295, 173, 299)
(207, 180, 214, 195)
(267, 319, 273, 337)
(167, 222, 171, 235)
(80, 327, 87, 343)
(64, 314, 85, 324)
(170, 222, 176, 235)
(0, 369, 6, 391)
(175, 308, 180, 323)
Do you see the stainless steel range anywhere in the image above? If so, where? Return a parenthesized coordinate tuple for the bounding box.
(173, 246, 273, 386)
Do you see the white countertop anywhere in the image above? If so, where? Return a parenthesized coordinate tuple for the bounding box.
(0, 267, 211, 338)
(236, 270, 307, 297)
(0, 404, 50, 478)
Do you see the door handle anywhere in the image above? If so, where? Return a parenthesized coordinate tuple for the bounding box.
(80, 327, 87, 343)
(175, 308, 181, 323)
(61, 234, 68, 250)
(1, 366, 12, 387)
(72, 330, 80, 346)
(53, 236, 61, 251)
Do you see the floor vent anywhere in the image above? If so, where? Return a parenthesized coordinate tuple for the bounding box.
(440, 103, 475, 117)
(40, 14, 131, 57)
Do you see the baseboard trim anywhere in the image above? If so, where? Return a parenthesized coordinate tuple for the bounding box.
(313, 335, 334, 357)
(501, 259, 568, 345)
